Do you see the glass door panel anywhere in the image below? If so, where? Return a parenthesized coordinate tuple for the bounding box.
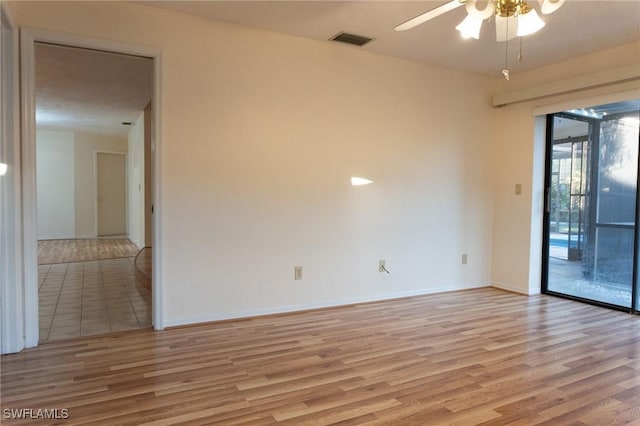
(544, 102, 640, 311)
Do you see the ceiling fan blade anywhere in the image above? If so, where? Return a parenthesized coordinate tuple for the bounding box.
(395, 0, 464, 32)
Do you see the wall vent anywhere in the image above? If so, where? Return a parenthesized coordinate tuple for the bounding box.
(330, 32, 373, 47)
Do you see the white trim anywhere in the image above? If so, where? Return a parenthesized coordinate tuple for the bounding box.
(164, 284, 492, 328)
(531, 88, 640, 117)
(19, 28, 165, 352)
(20, 27, 160, 60)
(528, 116, 546, 296)
(493, 65, 640, 107)
(20, 29, 39, 348)
(491, 282, 532, 295)
(1, 4, 24, 354)
(1, 2, 16, 27)
(94, 150, 128, 238)
(151, 52, 164, 330)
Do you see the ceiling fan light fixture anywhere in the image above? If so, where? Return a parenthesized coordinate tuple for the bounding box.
(456, 14, 483, 39)
(538, 0, 566, 14)
(464, 0, 495, 19)
(395, 0, 565, 78)
(496, 0, 519, 18)
(495, 15, 518, 42)
(394, 0, 463, 32)
(516, 6, 545, 36)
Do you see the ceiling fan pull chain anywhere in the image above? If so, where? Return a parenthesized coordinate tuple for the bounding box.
(502, 14, 510, 80)
(518, 36, 524, 62)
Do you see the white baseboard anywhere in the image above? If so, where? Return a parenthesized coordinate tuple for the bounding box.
(491, 281, 531, 295)
(75, 233, 96, 239)
(37, 234, 75, 240)
(165, 283, 492, 328)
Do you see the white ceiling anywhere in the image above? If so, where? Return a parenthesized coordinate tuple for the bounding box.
(35, 1, 639, 137)
(140, 0, 640, 77)
(35, 43, 153, 137)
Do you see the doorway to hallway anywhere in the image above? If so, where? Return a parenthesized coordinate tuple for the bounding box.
(34, 42, 154, 342)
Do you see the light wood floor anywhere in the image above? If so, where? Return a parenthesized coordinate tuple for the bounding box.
(3, 288, 640, 424)
(38, 238, 140, 264)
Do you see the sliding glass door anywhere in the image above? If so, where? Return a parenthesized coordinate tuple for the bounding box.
(543, 101, 640, 312)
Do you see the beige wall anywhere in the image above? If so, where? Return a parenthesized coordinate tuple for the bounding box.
(36, 129, 75, 239)
(490, 42, 640, 295)
(74, 132, 128, 238)
(13, 1, 497, 326)
(492, 43, 640, 96)
(14, 1, 639, 327)
(36, 129, 129, 239)
(22, 3, 640, 324)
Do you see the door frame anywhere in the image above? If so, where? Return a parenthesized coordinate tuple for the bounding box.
(541, 108, 640, 313)
(1, 4, 23, 354)
(94, 150, 128, 237)
(18, 28, 165, 350)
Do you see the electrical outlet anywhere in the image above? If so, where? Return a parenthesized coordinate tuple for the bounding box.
(294, 266, 302, 280)
(462, 254, 468, 265)
(379, 260, 387, 273)
(515, 183, 522, 195)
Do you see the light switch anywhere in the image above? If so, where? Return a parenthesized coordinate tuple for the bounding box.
(515, 184, 522, 195)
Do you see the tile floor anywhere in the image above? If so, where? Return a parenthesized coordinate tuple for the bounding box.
(38, 258, 151, 343)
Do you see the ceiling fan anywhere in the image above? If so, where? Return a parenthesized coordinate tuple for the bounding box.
(395, 0, 567, 79)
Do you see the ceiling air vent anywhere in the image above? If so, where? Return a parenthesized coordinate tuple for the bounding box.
(330, 32, 373, 47)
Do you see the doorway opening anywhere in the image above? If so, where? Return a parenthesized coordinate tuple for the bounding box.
(542, 100, 640, 312)
(97, 152, 127, 237)
(34, 42, 154, 342)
